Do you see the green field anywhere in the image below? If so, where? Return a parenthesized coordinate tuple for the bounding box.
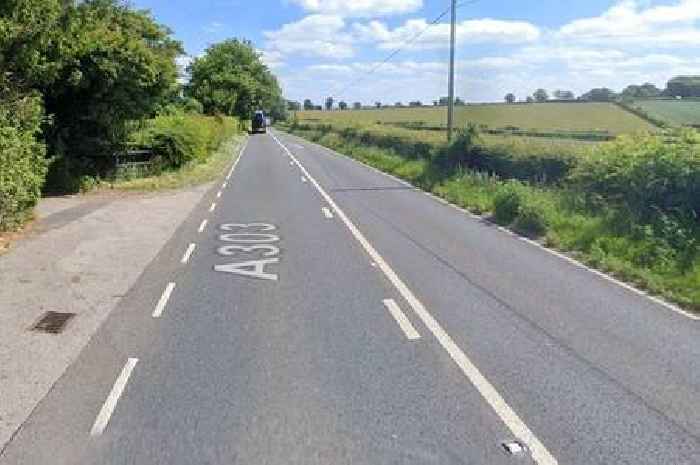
(298, 102, 656, 135)
(631, 99, 700, 126)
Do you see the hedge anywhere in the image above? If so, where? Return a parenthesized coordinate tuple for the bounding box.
(0, 93, 48, 231)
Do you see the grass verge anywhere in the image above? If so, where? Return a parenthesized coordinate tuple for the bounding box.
(107, 135, 245, 192)
(280, 124, 700, 313)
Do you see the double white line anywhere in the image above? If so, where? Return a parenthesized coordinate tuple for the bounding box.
(270, 131, 558, 465)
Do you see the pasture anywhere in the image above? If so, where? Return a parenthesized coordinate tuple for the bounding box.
(631, 99, 700, 127)
(297, 102, 656, 135)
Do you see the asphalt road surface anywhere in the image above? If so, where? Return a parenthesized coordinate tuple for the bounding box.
(3, 131, 699, 465)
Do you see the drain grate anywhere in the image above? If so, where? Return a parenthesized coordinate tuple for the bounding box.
(31, 311, 76, 334)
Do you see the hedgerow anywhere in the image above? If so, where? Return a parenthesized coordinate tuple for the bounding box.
(0, 92, 48, 230)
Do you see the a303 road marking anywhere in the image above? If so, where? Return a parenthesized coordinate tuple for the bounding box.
(214, 223, 280, 281)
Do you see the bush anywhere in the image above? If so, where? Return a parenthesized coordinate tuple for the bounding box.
(0, 92, 48, 230)
(493, 181, 525, 225)
(512, 201, 549, 237)
(134, 113, 238, 169)
(570, 133, 700, 222)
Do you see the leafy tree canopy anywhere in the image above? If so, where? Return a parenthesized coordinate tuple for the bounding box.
(187, 39, 282, 119)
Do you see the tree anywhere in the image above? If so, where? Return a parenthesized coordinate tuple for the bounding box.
(2, 0, 183, 160)
(621, 83, 662, 99)
(324, 96, 334, 111)
(338, 101, 347, 110)
(433, 100, 439, 106)
(409, 101, 422, 107)
(553, 90, 575, 100)
(353, 102, 362, 110)
(533, 89, 549, 102)
(303, 99, 314, 110)
(375, 101, 382, 108)
(455, 97, 465, 106)
(526, 96, 534, 103)
(188, 39, 282, 118)
(504, 93, 516, 104)
(287, 100, 301, 111)
(438, 97, 449, 106)
(666, 76, 700, 98)
(395, 102, 404, 107)
(580, 88, 617, 102)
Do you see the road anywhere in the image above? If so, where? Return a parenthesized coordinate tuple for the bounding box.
(2, 131, 699, 464)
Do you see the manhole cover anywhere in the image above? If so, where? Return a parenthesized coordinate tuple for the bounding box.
(31, 311, 76, 334)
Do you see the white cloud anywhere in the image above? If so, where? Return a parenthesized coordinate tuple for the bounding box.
(264, 14, 354, 59)
(260, 50, 285, 69)
(559, 0, 700, 45)
(354, 18, 540, 50)
(290, 0, 422, 18)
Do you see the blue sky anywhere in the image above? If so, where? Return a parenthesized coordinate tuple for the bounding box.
(132, 0, 700, 104)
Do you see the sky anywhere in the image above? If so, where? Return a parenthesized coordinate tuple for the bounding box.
(131, 0, 700, 104)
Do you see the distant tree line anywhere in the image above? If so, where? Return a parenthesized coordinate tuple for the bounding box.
(503, 76, 700, 104)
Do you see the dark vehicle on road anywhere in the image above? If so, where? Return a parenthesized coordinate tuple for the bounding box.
(252, 110, 267, 134)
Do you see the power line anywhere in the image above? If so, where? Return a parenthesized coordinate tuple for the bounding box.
(329, 0, 478, 102)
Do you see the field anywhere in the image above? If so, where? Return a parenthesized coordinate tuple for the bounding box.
(297, 102, 656, 135)
(630, 99, 700, 127)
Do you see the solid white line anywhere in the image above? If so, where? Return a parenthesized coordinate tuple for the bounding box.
(322, 207, 334, 219)
(152, 282, 176, 318)
(282, 132, 699, 322)
(90, 358, 138, 437)
(181, 243, 196, 264)
(198, 219, 208, 233)
(216, 191, 222, 199)
(301, 176, 307, 183)
(209, 202, 217, 213)
(270, 131, 557, 465)
(383, 299, 420, 340)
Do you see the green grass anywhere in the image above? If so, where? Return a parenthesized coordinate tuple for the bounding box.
(281, 123, 700, 313)
(297, 102, 655, 135)
(631, 99, 700, 126)
(109, 135, 245, 191)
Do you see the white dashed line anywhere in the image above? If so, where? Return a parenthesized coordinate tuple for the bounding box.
(216, 191, 222, 199)
(198, 219, 208, 233)
(322, 207, 334, 219)
(222, 182, 228, 189)
(383, 299, 420, 340)
(209, 202, 217, 213)
(152, 282, 176, 318)
(301, 176, 307, 183)
(270, 131, 558, 465)
(90, 358, 138, 437)
(181, 243, 196, 264)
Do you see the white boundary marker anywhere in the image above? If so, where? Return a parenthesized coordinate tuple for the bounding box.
(383, 299, 421, 340)
(152, 282, 176, 318)
(181, 243, 196, 264)
(198, 219, 208, 233)
(90, 358, 138, 436)
(322, 207, 334, 219)
(270, 131, 558, 465)
(279, 132, 699, 321)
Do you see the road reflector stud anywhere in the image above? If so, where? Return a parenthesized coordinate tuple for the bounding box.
(502, 440, 527, 456)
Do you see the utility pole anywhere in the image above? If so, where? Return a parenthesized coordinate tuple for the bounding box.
(447, 0, 456, 142)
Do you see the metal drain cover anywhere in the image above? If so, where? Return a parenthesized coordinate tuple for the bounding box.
(31, 311, 76, 334)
